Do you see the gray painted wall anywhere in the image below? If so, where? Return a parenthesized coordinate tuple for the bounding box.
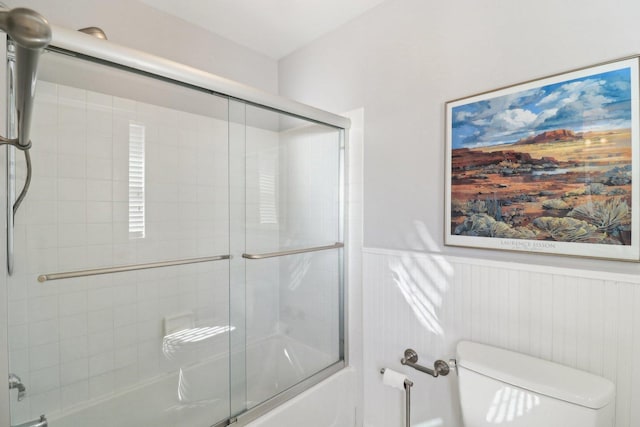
(278, 0, 640, 274)
(278, 3, 640, 426)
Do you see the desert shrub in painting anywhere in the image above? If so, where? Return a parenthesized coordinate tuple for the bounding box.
(532, 217, 608, 243)
(585, 183, 606, 195)
(542, 199, 571, 210)
(567, 198, 631, 236)
(455, 213, 536, 239)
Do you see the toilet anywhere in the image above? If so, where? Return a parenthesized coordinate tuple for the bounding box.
(456, 341, 615, 427)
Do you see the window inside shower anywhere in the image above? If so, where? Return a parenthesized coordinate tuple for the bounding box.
(5, 47, 344, 427)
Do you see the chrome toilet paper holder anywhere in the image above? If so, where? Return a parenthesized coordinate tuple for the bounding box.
(380, 368, 413, 427)
(378, 349, 456, 427)
(401, 348, 455, 378)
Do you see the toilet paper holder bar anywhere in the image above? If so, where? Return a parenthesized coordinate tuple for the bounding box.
(379, 368, 414, 388)
(401, 348, 455, 378)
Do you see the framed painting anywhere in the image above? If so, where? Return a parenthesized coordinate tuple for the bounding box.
(445, 56, 640, 261)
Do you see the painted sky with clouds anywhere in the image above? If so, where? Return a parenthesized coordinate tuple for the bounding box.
(451, 67, 632, 149)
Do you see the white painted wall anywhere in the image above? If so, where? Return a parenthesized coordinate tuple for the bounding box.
(6, 0, 278, 93)
(277, 0, 640, 426)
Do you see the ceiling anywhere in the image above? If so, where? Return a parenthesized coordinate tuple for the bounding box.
(139, 0, 387, 59)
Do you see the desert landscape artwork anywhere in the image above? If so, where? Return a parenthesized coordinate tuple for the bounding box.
(445, 58, 640, 260)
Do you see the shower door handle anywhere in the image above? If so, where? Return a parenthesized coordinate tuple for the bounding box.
(242, 242, 344, 260)
(37, 254, 232, 282)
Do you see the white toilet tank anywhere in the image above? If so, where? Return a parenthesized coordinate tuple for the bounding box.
(456, 341, 615, 427)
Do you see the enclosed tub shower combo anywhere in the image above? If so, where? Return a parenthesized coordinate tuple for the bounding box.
(0, 7, 349, 427)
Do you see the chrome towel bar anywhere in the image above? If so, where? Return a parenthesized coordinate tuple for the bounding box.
(37, 255, 231, 282)
(242, 242, 343, 260)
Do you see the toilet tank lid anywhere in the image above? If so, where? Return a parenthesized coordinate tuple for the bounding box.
(456, 341, 615, 409)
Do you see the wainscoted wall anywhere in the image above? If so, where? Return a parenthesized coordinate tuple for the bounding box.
(363, 248, 640, 427)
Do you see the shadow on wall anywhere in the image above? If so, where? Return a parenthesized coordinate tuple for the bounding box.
(390, 221, 453, 336)
(383, 221, 454, 427)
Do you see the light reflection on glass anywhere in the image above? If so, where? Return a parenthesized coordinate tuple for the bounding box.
(486, 385, 541, 424)
(259, 171, 277, 224)
(287, 253, 312, 291)
(162, 325, 234, 358)
(128, 122, 146, 239)
(174, 368, 224, 406)
(414, 419, 444, 427)
(282, 347, 305, 378)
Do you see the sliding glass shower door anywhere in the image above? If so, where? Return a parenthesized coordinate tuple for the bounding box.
(7, 50, 233, 427)
(229, 102, 344, 416)
(5, 44, 345, 427)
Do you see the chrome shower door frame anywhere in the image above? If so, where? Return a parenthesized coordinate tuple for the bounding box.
(4, 38, 13, 276)
(0, 30, 10, 427)
(226, 104, 348, 425)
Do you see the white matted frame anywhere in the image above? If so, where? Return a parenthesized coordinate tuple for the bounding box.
(445, 56, 640, 261)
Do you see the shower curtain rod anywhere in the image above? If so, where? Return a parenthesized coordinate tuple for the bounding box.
(47, 25, 351, 130)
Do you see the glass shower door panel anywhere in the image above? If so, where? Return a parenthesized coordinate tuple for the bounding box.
(243, 105, 342, 409)
(7, 51, 231, 427)
(228, 99, 247, 417)
(244, 250, 340, 408)
(245, 107, 342, 251)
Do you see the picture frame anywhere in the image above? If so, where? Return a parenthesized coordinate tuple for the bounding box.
(445, 56, 640, 261)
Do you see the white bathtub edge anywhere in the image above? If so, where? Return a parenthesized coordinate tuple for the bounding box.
(244, 367, 357, 427)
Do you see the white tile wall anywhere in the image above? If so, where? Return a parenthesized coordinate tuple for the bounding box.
(363, 248, 640, 427)
(8, 80, 231, 423)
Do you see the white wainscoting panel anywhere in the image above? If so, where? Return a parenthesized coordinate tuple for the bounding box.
(363, 248, 640, 427)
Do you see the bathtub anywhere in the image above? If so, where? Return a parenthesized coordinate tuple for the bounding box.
(47, 334, 344, 427)
(245, 366, 356, 427)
